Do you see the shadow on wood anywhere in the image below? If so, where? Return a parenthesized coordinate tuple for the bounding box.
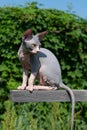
(10, 90, 87, 102)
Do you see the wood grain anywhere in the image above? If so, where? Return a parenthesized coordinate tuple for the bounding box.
(10, 90, 87, 102)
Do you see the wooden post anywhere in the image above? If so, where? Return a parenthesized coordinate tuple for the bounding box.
(10, 90, 87, 102)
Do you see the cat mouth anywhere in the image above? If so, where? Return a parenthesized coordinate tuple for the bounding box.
(31, 47, 40, 54)
(31, 50, 39, 54)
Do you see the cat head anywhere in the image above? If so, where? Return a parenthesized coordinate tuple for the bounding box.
(22, 29, 47, 54)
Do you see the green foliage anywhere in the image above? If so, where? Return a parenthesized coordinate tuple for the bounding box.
(0, 2, 87, 130)
(0, 3, 87, 90)
(2, 102, 87, 130)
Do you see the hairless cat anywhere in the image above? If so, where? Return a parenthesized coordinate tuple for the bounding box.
(18, 29, 75, 130)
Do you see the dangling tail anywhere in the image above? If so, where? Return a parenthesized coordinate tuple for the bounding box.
(60, 83, 75, 130)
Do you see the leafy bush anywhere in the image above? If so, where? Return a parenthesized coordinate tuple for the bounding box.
(0, 4, 87, 90)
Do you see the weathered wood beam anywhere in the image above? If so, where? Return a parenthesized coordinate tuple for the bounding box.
(10, 90, 87, 102)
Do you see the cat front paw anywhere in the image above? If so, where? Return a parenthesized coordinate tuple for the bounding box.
(17, 85, 26, 90)
(26, 86, 33, 92)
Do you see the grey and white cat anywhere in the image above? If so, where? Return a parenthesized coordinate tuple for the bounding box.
(18, 29, 75, 130)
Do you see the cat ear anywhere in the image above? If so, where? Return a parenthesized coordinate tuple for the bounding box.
(36, 31, 47, 41)
(22, 29, 33, 40)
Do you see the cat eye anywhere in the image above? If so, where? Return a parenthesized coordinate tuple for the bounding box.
(32, 44, 36, 48)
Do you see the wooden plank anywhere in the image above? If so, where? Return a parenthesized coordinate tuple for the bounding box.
(10, 90, 87, 102)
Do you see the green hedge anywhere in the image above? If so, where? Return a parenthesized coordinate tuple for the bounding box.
(0, 3, 87, 90)
(0, 3, 87, 130)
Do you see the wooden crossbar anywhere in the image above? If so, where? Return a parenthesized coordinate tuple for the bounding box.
(10, 90, 87, 102)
